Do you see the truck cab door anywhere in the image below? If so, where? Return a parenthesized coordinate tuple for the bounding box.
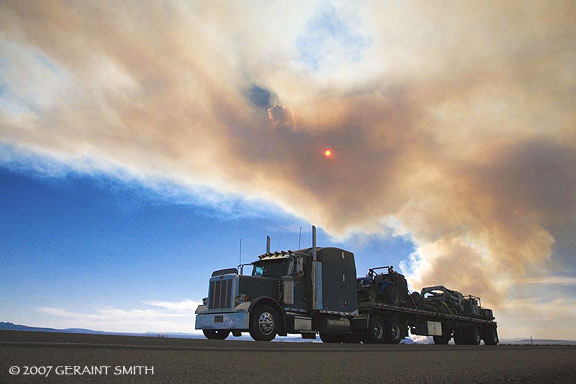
(291, 257, 308, 311)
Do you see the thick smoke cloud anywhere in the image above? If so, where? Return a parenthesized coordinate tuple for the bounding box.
(1, 0, 576, 326)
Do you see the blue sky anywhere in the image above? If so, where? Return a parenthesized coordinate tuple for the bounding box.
(0, 164, 414, 332)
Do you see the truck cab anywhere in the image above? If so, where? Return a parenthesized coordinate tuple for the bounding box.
(196, 229, 358, 341)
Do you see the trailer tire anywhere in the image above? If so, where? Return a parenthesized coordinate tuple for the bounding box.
(453, 329, 466, 345)
(482, 325, 498, 345)
(249, 305, 278, 341)
(433, 334, 450, 344)
(383, 285, 400, 306)
(202, 329, 230, 340)
(362, 316, 386, 344)
(467, 326, 481, 345)
(385, 318, 403, 344)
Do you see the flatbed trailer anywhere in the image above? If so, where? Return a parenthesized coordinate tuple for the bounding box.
(359, 300, 497, 325)
(355, 300, 499, 345)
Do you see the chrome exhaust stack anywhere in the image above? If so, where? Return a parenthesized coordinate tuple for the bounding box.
(311, 225, 322, 310)
(312, 225, 317, 262)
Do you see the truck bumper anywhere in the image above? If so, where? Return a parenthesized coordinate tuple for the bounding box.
(195, 312, 249, 330)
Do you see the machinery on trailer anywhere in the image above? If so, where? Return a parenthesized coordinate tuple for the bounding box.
(357, 266, 411, 306)
(195, 226, 498, 345)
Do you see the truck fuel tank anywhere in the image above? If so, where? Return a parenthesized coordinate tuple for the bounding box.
(315, 315, 351, 334)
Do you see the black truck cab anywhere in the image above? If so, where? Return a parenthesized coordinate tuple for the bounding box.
(195, 236, 359, 341)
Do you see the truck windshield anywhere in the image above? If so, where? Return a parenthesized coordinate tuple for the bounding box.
(252, 260, 289, 277)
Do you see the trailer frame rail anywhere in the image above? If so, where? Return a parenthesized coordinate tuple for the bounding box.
(358, 300, 497, 325)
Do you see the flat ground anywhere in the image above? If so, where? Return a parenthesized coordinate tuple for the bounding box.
(1, 331, 575, 383)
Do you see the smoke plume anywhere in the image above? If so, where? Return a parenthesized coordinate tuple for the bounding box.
(1, 0, 576, 318)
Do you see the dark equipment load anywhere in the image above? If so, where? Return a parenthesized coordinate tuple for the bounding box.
(419, 286, 465, 314)
(357, 266, 410, 306)
(463, 295, 482, 316)
(416, 286, 493, 320)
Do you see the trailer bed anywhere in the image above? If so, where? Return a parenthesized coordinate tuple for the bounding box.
(358, 300, 497, 325)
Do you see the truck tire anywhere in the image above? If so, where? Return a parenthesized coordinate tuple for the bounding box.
(203, 329, 230, 340)
(433, 334, 450, 344)
(483, 325, 498, 345)
(362, 316, 386, 344)
(249, 305, 278, 341)
(320, 333, 342, 343)
(467, 326, 481, 345)
(384, 318, 402, 344)
(383, 285, 400, 306)
(453, 329, 466, 345)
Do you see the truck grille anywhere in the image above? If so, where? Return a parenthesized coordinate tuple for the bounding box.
(209, 278, 234, 310)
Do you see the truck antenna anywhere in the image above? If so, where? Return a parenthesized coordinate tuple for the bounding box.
(298, 226, 302, 249)
(266, 236, 271, 254)
(312, 225, 317, 261)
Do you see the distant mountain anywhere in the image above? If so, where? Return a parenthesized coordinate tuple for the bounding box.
(500, 338, 576, 345)
(0, 322, 90, 333)
(0, 322, 202, 338)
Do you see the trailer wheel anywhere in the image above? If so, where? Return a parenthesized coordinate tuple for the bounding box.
(467, 326, 481, 345)
(383, 285, 400, 306)
(203, 329, 230, 340)
(385, 318, 403, 344)
(453, 329, 466, 345)
(482, 325, 498, 345)
(362, 316, 386, 344)
(433, 334, 450, 344)
(249, 305, 278, 341)
(320, 333, 342, 343)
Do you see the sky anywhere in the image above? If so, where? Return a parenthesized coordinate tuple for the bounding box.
(1, 0, 575, 339)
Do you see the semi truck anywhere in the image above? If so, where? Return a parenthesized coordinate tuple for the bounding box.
(195, 226, 499, 345)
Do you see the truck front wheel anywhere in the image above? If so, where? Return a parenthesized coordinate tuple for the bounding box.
(203, 329, 230, 340)
(362, 315, 386, 344)
(249, 305, 278, 341)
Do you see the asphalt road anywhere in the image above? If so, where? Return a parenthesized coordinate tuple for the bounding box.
(1, 331, 575, 383)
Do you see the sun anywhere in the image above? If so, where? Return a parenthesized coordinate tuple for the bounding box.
(324, 149, 332, 158)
